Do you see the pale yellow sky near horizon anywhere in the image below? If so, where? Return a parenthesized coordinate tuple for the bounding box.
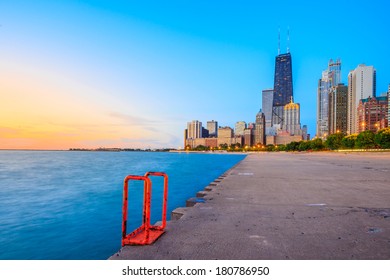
(1, 61, 179, 150)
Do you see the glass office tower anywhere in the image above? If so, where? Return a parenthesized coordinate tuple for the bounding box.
(272, 53, 293, 127)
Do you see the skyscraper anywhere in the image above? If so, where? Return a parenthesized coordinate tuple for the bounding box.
(235, 121, 246, 136)
(347, 64, 376, 134)
(329, 83, 348, 134)
(357, 96, 388, 133)
(262, 88, 273, 134)
(302, 125, 308, 140)
(272, 53, 293, 128)
(388, 84, 390, 126)
(283, 97, 301, 136)
(243, 128, 252, 147)
(207, 120, 218, 137)
(187, 120, 202, 139)
(328, 59, 341, 85)
(254, 110, 266, 145)
(317, 59, 341, 138)
(217, 127, 234, 146)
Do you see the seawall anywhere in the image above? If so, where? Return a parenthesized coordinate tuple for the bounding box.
(110, 152, 390, 260)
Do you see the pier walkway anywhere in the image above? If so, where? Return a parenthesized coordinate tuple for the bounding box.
(110, 152, 390, 260)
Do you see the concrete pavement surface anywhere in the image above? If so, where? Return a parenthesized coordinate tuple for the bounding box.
(110, 152, 390, 260)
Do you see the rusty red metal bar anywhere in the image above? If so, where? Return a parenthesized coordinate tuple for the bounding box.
(144, 171, 168, 231)
(121, 172, 168, 246)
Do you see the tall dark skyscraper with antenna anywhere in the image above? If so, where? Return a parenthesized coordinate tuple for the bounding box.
(272, 28, 293, 127)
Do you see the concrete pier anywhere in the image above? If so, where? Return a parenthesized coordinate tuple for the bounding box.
(110, 152, 390, 260)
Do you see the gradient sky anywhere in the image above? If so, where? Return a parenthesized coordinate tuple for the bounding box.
(1, 0, 389, 149)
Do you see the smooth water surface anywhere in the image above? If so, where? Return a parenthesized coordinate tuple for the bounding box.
(0, 151, 245, 259)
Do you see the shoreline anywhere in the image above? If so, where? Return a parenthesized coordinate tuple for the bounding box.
(2, 148, 390, 153)
(111, 152, 390, 260)
(110, 154, 246, 259)
(169, 150, 248, 155)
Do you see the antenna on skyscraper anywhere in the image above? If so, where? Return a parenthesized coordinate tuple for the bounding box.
(278, 27, 281, 55)
(287, 26, 290, 53)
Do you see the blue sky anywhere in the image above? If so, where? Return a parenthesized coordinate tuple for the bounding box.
(1, 0, 389, 149)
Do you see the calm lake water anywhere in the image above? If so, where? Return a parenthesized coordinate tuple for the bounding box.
(0, 151, 245, 260)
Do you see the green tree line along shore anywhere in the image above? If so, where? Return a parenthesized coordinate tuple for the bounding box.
(187, 127, 390, 152)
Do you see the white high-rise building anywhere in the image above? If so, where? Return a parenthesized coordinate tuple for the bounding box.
(317, 59, 341, 138)
(235, 121, 246, 136)
(187, 120, 202, 139)
(347, 64, 376, 134)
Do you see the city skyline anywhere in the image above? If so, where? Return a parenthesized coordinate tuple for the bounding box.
(1, 1, 390, 149)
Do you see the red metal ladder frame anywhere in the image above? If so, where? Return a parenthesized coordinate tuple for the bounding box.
(121, 172, 168, 246)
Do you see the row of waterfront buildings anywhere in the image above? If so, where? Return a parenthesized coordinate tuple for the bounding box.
(184, 43, 309, 149)
(317, 60, 389, 138)
(184, 43, 390, 149)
